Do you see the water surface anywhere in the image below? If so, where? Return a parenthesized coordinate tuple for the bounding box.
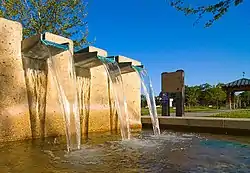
(1, 131, 250, 173)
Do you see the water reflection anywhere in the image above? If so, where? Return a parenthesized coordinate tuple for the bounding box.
(0, 131, 250, 173)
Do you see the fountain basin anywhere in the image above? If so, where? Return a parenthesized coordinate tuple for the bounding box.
(142, 116, 250, 136)
(0, 130, 250, 172)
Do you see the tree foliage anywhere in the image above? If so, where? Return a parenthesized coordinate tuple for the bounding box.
(184, 83, 226, 108)
(206, 84, 226, 108)
(169, 0, 244, 27)
(239, 91, 250, 108)
(143, 82, 250, 109)
(185, 85, 200, 106)
(0, 0, 89, 48)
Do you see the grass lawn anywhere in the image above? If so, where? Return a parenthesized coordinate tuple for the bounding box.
(210, 110, 250, 118)
(141, 106, 216, 115)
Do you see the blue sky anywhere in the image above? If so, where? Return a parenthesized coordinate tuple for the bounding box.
(87, 0, 250, 95)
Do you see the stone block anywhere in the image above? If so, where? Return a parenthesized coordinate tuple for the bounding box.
(0, 18, 142, 142)
(78, 46, 107, 57)
(44, 33, 75, 138)
(223, 118, 250, 130)
(0, 17, 31, 142)
(186, 117, 224, 128)
(116, 55, 141, 66)
(75, 51, 142, 135)
(21, 32, 75, 139)
(116, 55, 142, 130)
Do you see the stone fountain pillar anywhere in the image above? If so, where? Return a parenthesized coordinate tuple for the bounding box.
(116, 55, 142, 131)
(0, 17, 31, 142)
(0, 18, 142, 142)
(43, 33, 76, 138)
(74, 48, 142, 135)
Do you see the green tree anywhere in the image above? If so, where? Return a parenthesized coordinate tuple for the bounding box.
(199, 83, 212, 106)
(0, 0, 89, 48)
(206, 85, 226, 108)
(169, 0, 244, 27)
(184, 83, 226, 108)
(239, 91, 250, 108)
(185, 85, 201, 107)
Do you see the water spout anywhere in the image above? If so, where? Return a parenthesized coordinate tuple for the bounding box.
(22, 33, 81, 151)
(98, 56, 131, 140)
(46, 48, 81, 151)
(133, 66, 161, 136)
(73, 50, 131, 140)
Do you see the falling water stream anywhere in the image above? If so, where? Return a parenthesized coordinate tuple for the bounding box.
(22, 42, 81, 151)
(46, 47, 81, 152)
(22, 57, 48, 139)
(133, 66, 160, 136)
(98, 56, 131, 140)
(76, 67, 91, 137)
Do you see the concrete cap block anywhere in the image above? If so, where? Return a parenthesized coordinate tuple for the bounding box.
(21, 32, 73, 59)
(78, 46, 107, 57)
(43, 32, 73, 51)
(0, 17, 22, 53)
(22, 32, 73, 51)
(0, 17, 22, 30)
(116, 55, 141, 66)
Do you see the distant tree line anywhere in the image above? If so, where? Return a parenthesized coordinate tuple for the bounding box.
(141, 83, 250, 109)
(184, 83, 226, 109)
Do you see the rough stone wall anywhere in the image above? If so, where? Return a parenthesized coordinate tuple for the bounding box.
(117, 56, 142, 131)
(77, 51, 142, 135)
(76, 48, 119, 137)
(0, 18, 31, 142)
(0, 18, 141, 142)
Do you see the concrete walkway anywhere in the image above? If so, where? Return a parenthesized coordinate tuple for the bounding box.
(144, 109, 232, 117)
(142, 116, 250, 136)
(179, 109, 232, 117)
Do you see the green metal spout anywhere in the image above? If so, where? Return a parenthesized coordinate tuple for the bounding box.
(41, 33, 69, 51)
(22, 33, 70, 59)
(132, 65, 144, 72)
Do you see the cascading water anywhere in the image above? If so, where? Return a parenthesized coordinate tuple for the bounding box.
(76, 68, 91, 137)
(22, 57, 48, 139)
(98, 56, 131, 140)
(133, 66, 161, 136)
(45, 46, 81, 151)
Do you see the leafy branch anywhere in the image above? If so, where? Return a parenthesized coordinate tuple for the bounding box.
(169, 0, 244, 27)
(0, 0, 89, 48)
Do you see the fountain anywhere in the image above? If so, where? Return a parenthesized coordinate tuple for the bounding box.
(133, 66, 161, 136)
(98, 56, 131, 140)
(21, 33, 81, 151)
(0, 17, 142, 145)
(1, 17, 250, 173)
(73, 51, 131, 140)
(107, 56, 160, 136)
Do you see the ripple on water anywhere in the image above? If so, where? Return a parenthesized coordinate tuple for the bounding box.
(63, 146, 106, 165)
(1, 131, 250, 173)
